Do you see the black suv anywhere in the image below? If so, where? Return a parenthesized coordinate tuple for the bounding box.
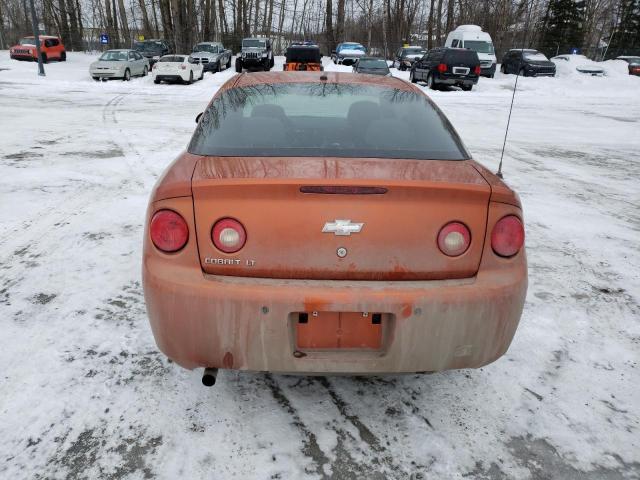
(133, 39, 171, 67)
(410, 47, 480, 91)
(500, 49, 556, 77)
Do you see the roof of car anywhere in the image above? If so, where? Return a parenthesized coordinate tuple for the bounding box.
(508, 48, 538, 52)
(357, 57, 387, 61)
(229, 72, 412, 91)
(402, 46, 425, 49)
(24, 35, 59, 39)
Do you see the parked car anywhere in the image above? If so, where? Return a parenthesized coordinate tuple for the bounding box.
(152, 55, 204, 84)
(616, 56, 640, 76)
(332, 42, 367, 65)
(410, 47, 481, 91)
(235, 37, 274, 72)
(283, 44, 323, 71)
(9, 35, 66, 63)
(143, 71, 527, 381)
(551, 54, 606, 76)
(445, 25, 496, 77)
(353, 57, 391, 76)
(190, 42, 232, 73)
(133, 39, 171, 67)
(500, 49, 556, 77)
(89, 49, 149, 81)
(392, 46, 426, 71)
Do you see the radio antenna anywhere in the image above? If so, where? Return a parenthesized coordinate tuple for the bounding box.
(497, 0, 534, 179)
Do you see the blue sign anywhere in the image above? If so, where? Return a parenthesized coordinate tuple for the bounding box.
(570, 47, 579, 55)
(100, 34, 109, 45)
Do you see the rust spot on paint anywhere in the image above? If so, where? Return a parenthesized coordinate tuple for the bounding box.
(222, 352, 234, 368)
(401, 304, 413, 319)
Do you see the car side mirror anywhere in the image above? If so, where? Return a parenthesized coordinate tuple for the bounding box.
(195, 112, 203, 124)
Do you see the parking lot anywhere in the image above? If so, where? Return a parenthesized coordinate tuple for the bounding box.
(0, 53, 639, 479)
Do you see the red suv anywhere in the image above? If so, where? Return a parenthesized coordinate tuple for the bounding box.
(10, 36, 66, 63)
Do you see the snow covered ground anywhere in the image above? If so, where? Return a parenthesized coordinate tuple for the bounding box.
(0, 52, 639, 479)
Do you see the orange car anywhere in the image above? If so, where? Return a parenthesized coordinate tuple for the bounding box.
(143, 72, 527, 384)
(9, 35, 66, 63)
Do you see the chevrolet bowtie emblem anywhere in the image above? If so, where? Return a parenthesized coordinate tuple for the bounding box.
(322, 219, 364, 236)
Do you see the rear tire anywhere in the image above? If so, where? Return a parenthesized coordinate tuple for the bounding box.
(409, 70, 416, 83)
(187, 71, 193, 84)
(226, 56, 232, 69)
(426, 73, 436, 90)
(461, 84, 473, 91)
(500, 64, 506, 74)
(143, 66, 148, 76)
(199, 69, 204, 80)
(123, 69, 130, 81)
(154, 78, 160, 84)
(60, 51, 66, 61)
(235, 59, 242, 73)
(519, 68, 526, 77)
(92, 76, 100, 81)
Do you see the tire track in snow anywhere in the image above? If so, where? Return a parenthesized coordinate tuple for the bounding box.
(263, 374, 331, 477)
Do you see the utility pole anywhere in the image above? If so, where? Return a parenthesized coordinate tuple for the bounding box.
(29, 0, 45, 76)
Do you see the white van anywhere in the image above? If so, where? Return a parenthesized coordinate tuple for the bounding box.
(445, 25, 496, 77)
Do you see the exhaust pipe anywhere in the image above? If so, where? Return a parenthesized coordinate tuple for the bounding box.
(202, 367, 218, 387)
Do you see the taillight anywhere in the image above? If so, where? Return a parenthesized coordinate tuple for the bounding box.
(180, 64, 186, 70)
(212, 218, 246, 253)
(437, 63, 447, 73)
(491, 215, 525, 257)
(437, 222, 471, 257)
(150, 210, 189, 253)
(474, 65, 481, 75)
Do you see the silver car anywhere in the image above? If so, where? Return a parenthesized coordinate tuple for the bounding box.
(90, 49, 150, 81)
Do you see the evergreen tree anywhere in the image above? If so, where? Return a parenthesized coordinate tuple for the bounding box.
(539, 0, 586, 57)
(607, 0, 640, 57)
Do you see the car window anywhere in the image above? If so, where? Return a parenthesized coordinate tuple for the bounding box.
(189, 82, 468, 160)
(100, 50, 128, 61)
(159, 55, 186, 62)
(51, 39, 59, 46)
(463, 40, 495, 54)
(444, 49, 479, 64)
(452, 39, 459, 48)
(524, 52, 549, 61)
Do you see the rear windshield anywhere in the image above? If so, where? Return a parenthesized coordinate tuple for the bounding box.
(189, 83, 468, 160)
(357, 59, 389, 69)
(194, 43, 218, 53)
(134, 41, 164, 52)
(444, 49, 480, 64)
(243, 39, 265, 48)
(403, 48, 425, 55)
(159, 55, 185, 62)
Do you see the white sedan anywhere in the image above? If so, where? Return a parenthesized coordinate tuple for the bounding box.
(152, 55, 204, 84)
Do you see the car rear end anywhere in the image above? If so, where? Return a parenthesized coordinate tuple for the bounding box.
(153, 55, 189, 83)
(435, 49, 481, 89)
(143, 73, 527, 374)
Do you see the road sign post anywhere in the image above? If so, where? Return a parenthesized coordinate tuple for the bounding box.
(28, 0, 45, 76)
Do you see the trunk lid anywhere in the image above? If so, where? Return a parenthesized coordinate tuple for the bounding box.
(191, 157, 491, 280)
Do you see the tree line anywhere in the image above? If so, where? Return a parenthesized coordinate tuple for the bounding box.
(0, 0, 638, 59)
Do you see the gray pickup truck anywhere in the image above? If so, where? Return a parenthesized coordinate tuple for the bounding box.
(190, 42, 232, 73)
(235, 37, 274, 72)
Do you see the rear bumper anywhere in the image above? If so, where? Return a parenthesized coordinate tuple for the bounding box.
(435, 76, 478, 87)
(154, 74, 188, 82)
(143, 199, 527, 374)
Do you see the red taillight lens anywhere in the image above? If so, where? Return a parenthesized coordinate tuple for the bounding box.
(437, 222, 471, 257)
(491, 215, 525, 257)
(474, 65, 481, 75)
(180, 64, 186, 70)
(437, 63, 447, 73)
(212, 218, 247, 253)
(150, 210, 189, 253)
